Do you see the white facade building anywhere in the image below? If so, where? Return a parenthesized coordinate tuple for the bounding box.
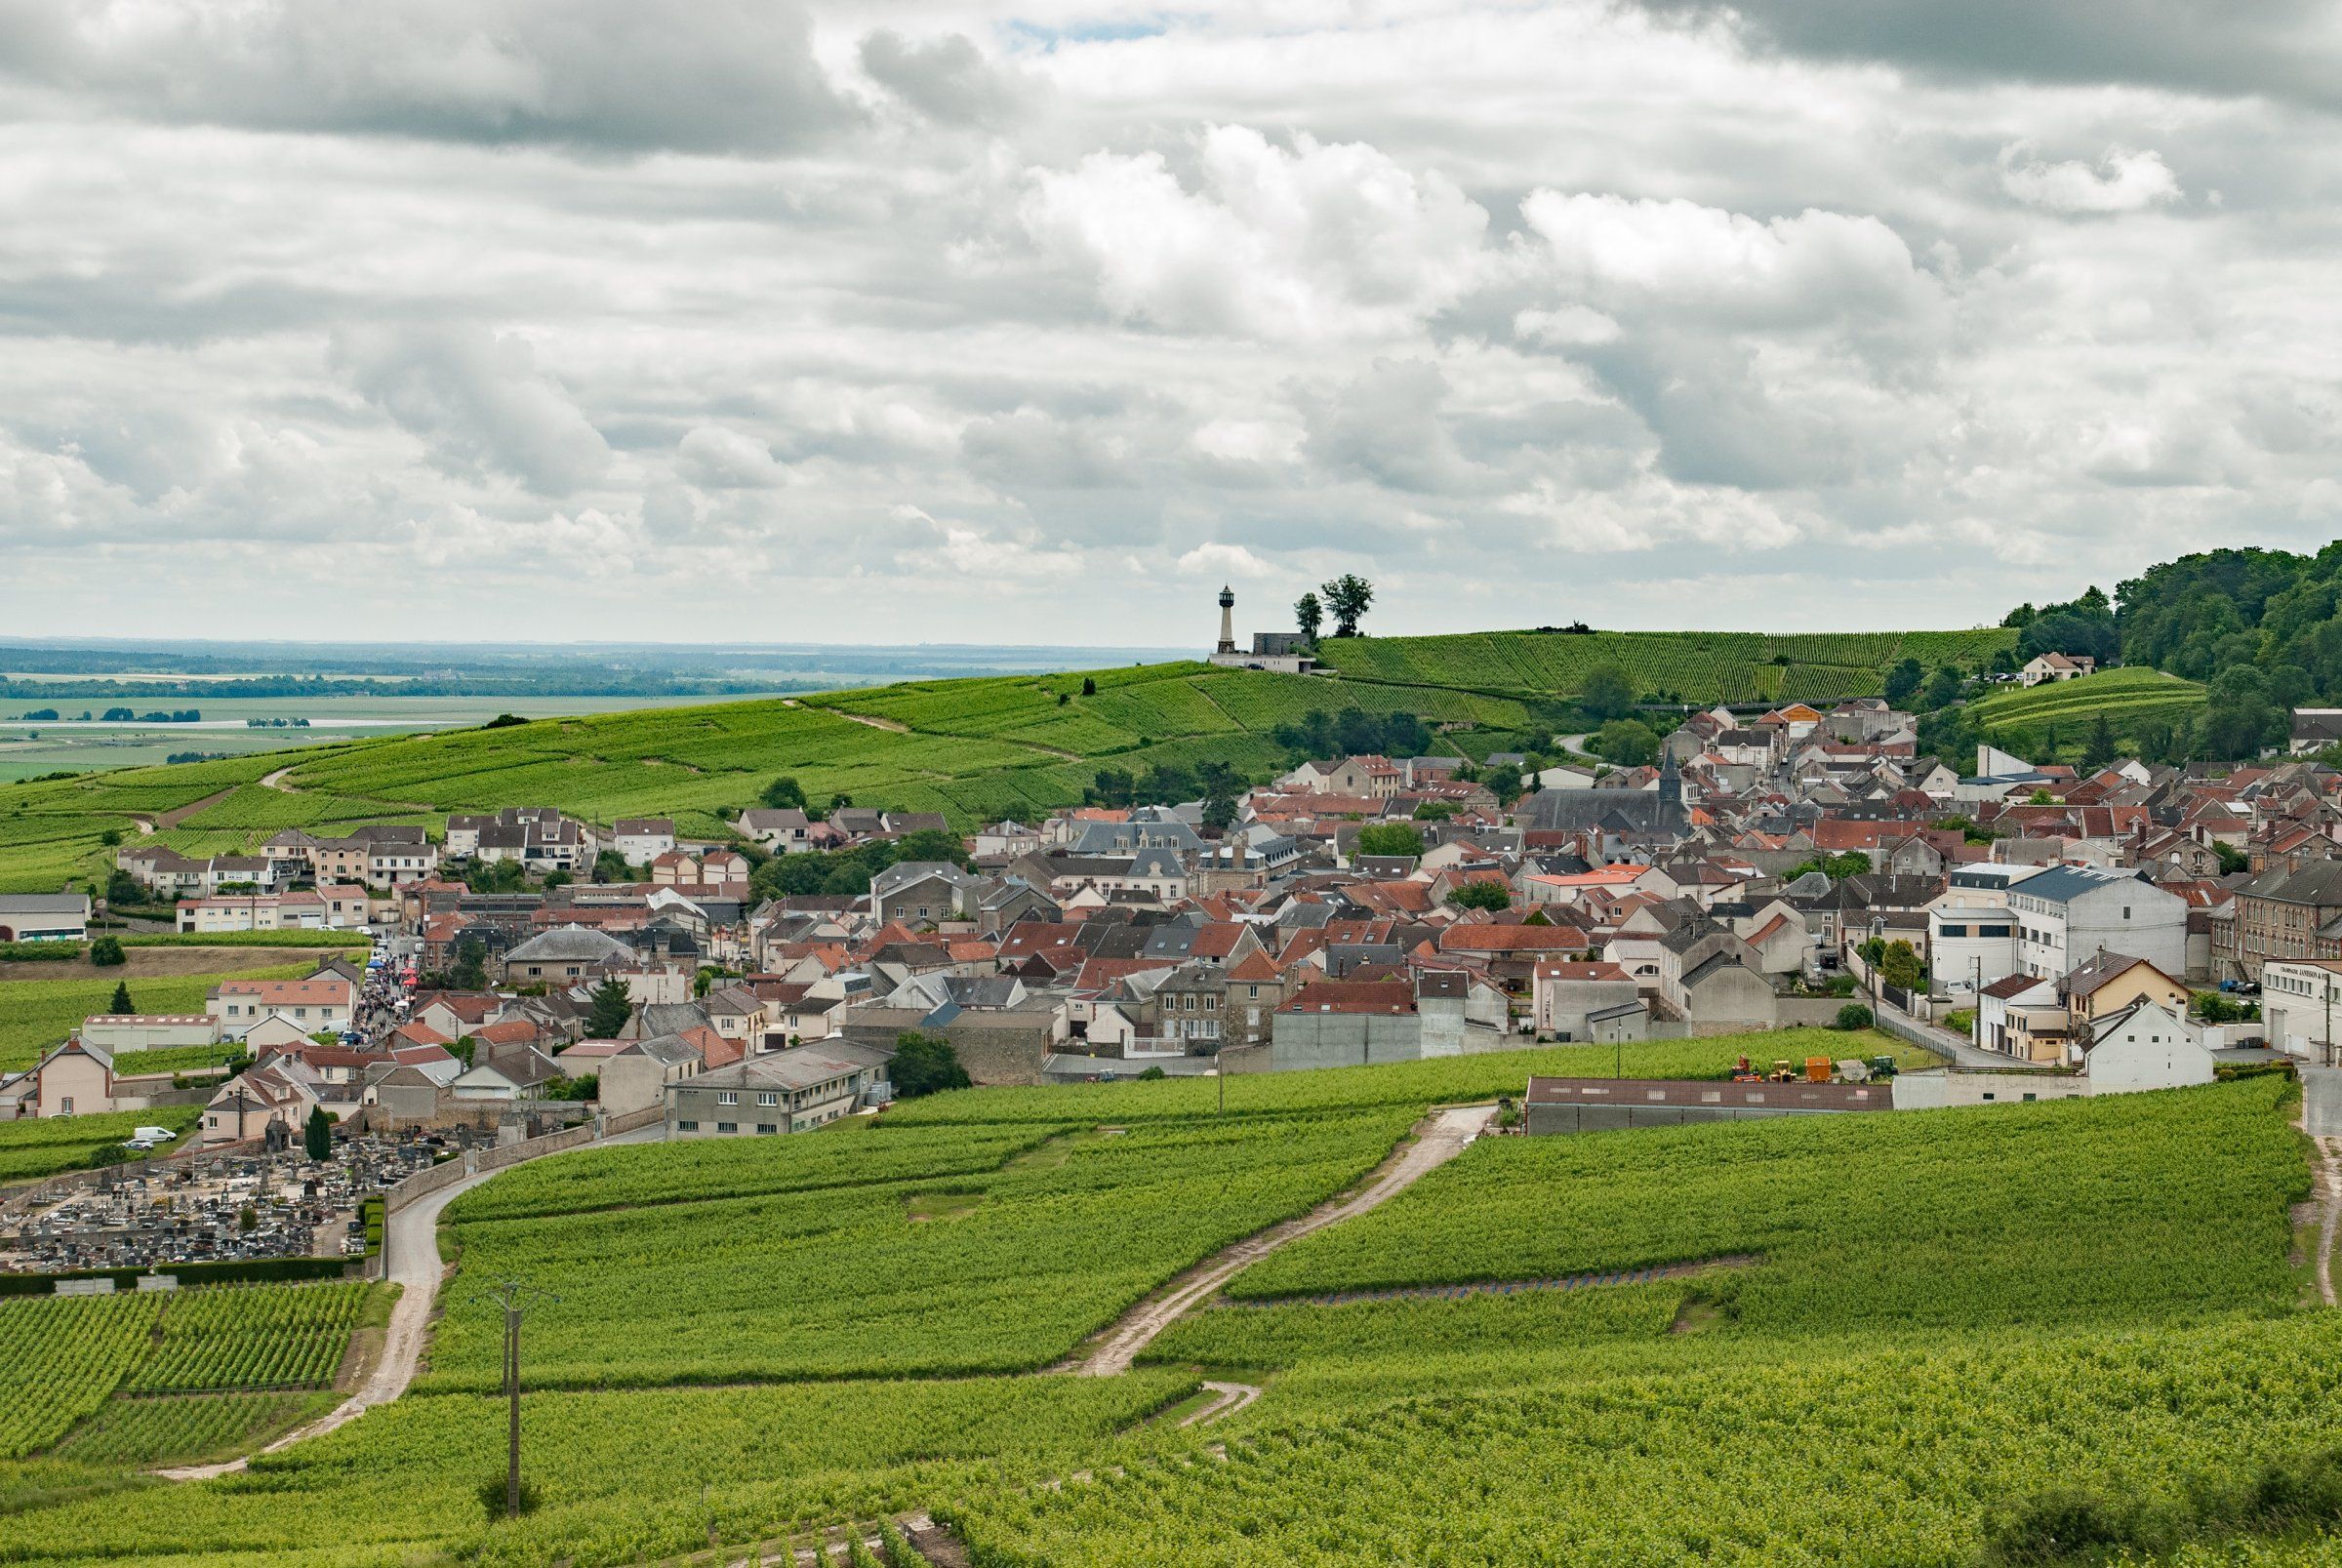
(2006, 865, 2189, 983)
(2261, 958, 2342, 1064)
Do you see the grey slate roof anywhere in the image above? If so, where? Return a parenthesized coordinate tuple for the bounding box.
(502, 924, 635, 964)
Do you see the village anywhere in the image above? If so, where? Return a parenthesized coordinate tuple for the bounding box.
(6, 601, 2342, 1188)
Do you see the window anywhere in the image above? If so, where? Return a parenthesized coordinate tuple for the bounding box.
(677, 1119, 700, 1131)
(757, 1123, 778, 1134)
(716, 1121, 737, 1134)
(717, 1091, 738, 1106)
(757, 1091, 778, 1106)
(2023, 1093, 2037, 1102)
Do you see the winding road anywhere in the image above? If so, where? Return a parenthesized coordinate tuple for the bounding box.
(1062, 1105, 1496, 1377)
(156, 1125, 664, 1481)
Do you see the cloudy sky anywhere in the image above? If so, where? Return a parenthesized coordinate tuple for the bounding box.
(4, 1, 2339, 647)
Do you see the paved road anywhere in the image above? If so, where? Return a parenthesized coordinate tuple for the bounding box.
(2303, 1065, 2342, 1137)
(1063, 1105, 1496, 1376)
(1873, 990, 2014, 1069)
(157, 1123, 664, 1481)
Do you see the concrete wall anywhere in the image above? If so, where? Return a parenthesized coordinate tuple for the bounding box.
(1890, 1069, 2085, 1109)
(1524, 1103, 1867, 1135)
(1270, 1012, 1423, 1071)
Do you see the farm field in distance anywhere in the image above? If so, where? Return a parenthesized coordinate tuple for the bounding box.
(0, 1053, 2326, 1567)
(0, 625, 2011, 892)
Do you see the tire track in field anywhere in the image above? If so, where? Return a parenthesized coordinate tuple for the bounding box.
(1212, 1254, 1760, 1309)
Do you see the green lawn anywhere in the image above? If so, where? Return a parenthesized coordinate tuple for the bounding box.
(0, 626, 2015, 892)
(0, 963, 309, 1071)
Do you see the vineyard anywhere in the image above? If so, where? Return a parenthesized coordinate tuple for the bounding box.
(0, 1052, 2329, 1567)
(1310, 626, 2018, 704)
(1225, 1077, 2305, 1324)
(0, 1293, 163, 1458)
(0, 1279, 381, 1461)
(125, 1280, 375, 1392)
(1969, 666, 2209, 760)
(421, 1109, 1417, 1390)
(51, 1390, 329, 1467)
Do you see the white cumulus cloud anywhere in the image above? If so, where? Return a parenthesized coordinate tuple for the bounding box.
(1021, 126, 1490, 341)
(1999, 145, 2183, 214)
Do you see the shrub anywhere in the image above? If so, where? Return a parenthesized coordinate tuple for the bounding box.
(88, 937, 125, 968)
(1835, 1004, 1875, 1030)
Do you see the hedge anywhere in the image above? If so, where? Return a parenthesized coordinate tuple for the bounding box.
(119, 931, 373, 949)
(0, 943, 86, 963)
(0, 1255, 360, 1297)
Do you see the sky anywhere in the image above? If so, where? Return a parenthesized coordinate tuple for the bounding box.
(3, 1, 2339, 648)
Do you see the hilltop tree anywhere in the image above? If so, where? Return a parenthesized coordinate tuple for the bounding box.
(1579, 664, 1636, 723)
(1294, 591, 1324, 644)
(585, 977, 634, 1038)
(108, 981, 134, 1016)
(1320, 574, 1375, 637)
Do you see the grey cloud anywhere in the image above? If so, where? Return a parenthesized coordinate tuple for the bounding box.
(1627, 0, 2342, 112)
(1576, 335, 1855, 491)
(0, 0, 859, 152)
(329, 324, 609, 495)
(859, 31, 1025, 128)
(1301, 360, 1495, 496)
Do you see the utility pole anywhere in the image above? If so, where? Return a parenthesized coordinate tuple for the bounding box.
(470, 1279, 556, 1519)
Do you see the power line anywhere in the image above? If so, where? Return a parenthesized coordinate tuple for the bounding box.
(468, 1277, 557, 1518)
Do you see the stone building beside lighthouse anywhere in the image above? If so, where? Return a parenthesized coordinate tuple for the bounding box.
(1205, 586, 1321, 674)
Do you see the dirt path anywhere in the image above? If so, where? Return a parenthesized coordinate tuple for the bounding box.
(258, 767, 295, 792)
(155, 1126, 664, 1481)
(1181, 1380, 1262, 1427)
(1061, 1105, 1495, 1377)
(829, 709, 909, 734)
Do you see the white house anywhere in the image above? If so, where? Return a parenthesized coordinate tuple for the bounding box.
(2021, 652, 2096, 686)
(2081, 1000, 2215, 1092)
(611, 818, 677, 864)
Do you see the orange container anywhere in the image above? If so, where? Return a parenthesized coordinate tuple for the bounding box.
(1804, 1056, 1833, 1083)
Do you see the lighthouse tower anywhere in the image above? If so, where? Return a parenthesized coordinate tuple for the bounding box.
(1215, 585, 1238, 656)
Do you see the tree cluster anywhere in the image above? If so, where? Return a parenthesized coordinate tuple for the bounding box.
(747, 827, 970, 901)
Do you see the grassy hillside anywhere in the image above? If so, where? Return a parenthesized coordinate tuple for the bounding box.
(1969, 666, 2206, 762)
(0, 627, 2014, 893)
(1312, 626, 2017, 704)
